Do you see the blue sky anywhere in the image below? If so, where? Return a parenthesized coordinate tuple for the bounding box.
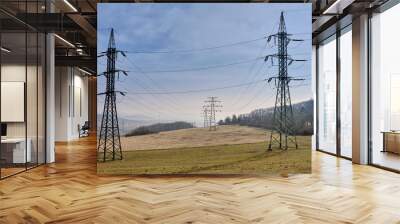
(97, 3, 312, 125)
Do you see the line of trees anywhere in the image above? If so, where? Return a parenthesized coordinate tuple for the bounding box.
(218, 100, 313, 135)
(125, 121, 195, 137)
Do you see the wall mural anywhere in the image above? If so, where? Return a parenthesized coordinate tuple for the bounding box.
(97, 3, 313, 175)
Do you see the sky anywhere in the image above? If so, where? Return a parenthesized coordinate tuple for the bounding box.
(97, 3, 312, 125)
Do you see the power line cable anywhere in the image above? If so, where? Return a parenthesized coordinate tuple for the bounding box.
(126, 79, 267, 95)
(118, 56, 189, 109)
(133, 56, 265, 73)
(228, 62, 272, 107)
(118, 69, 189, 114)
(129, 53, 310, 74)
(228, 20, 279, 107)
(225, 82, 276, 114)
(229, 42, 270, 105)
(123, 33, 310, 54)
(126, 36, 267, 54)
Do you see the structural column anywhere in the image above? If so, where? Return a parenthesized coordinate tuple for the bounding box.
(352, 14, 369, 164)
(46, 0, 55, 163)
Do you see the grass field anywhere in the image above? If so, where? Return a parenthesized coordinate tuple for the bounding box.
(97, 126, 311, 175)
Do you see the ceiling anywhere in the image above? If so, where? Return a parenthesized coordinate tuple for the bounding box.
(0, 0, 98, 73)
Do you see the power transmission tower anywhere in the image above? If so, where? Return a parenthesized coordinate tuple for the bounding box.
(265, 12, 306, 150)
(97, 28, 128, 162)
(204, 97, 222, 131)
(202, 106, 209, 128)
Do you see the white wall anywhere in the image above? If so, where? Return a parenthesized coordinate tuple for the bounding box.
(55, 67, 89, 141)
(55, 66, 69, 141)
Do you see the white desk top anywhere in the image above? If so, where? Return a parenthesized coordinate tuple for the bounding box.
(1, 138, 28, 143)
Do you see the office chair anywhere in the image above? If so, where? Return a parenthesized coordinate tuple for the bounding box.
(79, 121, 90, 138)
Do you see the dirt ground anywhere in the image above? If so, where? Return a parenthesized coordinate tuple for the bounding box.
(121, 125, 269, 151)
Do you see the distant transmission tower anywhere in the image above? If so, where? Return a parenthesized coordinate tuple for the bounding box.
(204, 97, 222, 131)
(265, 12, 306, 150)
(202, 106, 209, 128)
(97, 28, 128, 162)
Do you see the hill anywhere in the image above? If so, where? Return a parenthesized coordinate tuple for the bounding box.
(122, 125, 271, 151)
(125, 121, 195, 137)
(220, 99, 313, 135)
(97, 116, 154, 135)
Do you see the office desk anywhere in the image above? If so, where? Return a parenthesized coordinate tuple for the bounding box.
(382, 131, 400, 154)
(1, 138, 31, 164)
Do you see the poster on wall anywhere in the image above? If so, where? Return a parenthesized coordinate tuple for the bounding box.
(97, 3, 313, 175)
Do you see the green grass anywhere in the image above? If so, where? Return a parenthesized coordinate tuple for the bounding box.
(97, 136, 311, 175)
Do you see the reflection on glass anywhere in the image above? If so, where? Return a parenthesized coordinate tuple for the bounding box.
(318, 36, 337, 154)
(1, 31, 27, 177)
(0, 0, 47, 178)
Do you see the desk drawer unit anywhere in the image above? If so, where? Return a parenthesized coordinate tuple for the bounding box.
(383, 132, 400, 154)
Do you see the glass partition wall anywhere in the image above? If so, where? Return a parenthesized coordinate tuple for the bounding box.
(316, 25, 352, 159)
(370, 3, 400, 171)
(0, 1, 46, 179)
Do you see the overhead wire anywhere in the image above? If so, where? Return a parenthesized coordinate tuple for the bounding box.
(125, 36, 267, 54)
(229, 82, 276, 114)
(120, 52, 309, 75)
(131, 56, 266, 74)
(116, 63, 192, 115)
(118, 56, 190, 111)
(229, 40, 271, 105)
(228, 20, 279, 107)
(97, 14, 312, 119)
(125, 79, 267, 95)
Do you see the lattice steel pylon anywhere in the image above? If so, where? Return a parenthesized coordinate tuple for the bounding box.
(97, 28, 128, 162)
(204, 97, 222, 131)
(265, 12, 306, 150)
(202, 106, 209, 128)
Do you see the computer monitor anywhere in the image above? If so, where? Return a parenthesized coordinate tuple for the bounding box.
(1, 123, 7, 137)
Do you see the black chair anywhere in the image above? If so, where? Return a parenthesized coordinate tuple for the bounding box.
(79, 121, 90, 138)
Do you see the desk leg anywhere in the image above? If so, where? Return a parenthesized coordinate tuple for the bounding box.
(382, 133, 386, 153)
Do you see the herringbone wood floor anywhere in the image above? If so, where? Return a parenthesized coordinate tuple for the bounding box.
(1, 136, 400, 224)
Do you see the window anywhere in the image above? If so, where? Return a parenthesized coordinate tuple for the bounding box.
(317, 35, 337, 154)
(370, 3, 400, 171)
(339, 27, 352, 158)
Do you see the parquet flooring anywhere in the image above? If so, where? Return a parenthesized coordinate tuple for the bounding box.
(1, 136, 400, 223)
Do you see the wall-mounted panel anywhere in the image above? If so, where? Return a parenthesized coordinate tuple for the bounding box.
(1, 82, 25, 122)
